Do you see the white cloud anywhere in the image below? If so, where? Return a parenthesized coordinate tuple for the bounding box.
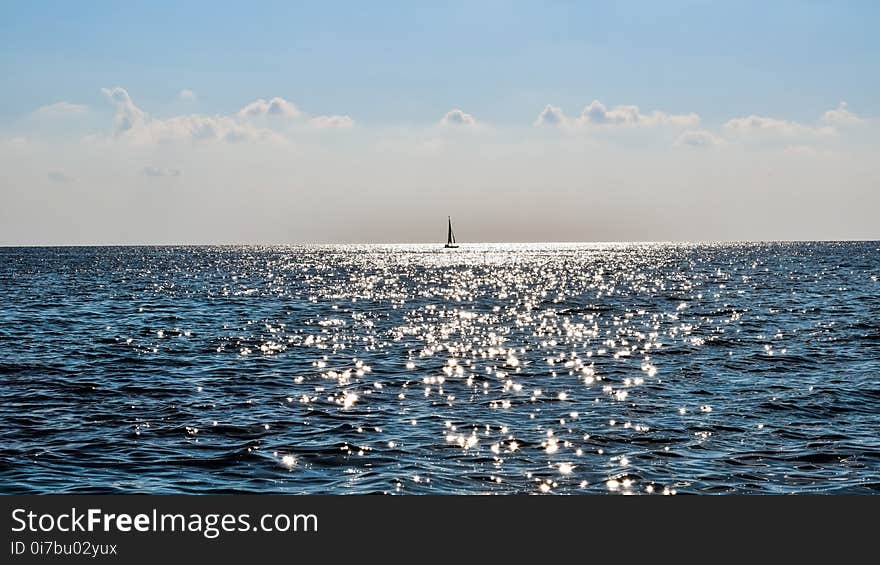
(237, 97, 300, 119)
(148, 114, 269, 143)
(821, 101, 863, 127)
(99, 89, 358, 141)
(101, 87, 279, 144)
(178, 89, 197, 101)
(577, 100, 699, 127)
(135, 114, 267, 144)
(722, 105, 859, 137)
(723, 102, 871, 142)
(309, 115, 355, 129)
(47, 171, 74, 183)
(34, 101, 88, 117)
(676, 129, 725, 147)
(534, 104, 566, 127)
(535, 100, 699, 128)
(440, 109, 476, 126)
(102, 87, 148, 136)
(142, 166, 181, 177)
(724, 115, 802, 135)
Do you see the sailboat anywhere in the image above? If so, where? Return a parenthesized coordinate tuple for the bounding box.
(444, 216, 459, 248)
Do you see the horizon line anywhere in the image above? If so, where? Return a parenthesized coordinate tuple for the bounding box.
(1, 238, 879, 249)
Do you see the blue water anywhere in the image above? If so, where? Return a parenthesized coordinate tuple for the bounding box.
(1, 242, 878, 494)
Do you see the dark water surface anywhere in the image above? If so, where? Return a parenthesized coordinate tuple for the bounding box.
(1, 242, 878, 494)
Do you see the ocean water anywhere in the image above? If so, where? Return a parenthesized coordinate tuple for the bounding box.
(1, 242, 878, 494)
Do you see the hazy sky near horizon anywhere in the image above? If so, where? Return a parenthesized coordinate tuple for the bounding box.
(2, 0, 879, 244)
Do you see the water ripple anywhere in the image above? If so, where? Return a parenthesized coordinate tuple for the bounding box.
(0, 242, 878, 494)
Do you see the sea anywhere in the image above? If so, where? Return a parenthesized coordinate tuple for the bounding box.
(1, 242, 878, 494)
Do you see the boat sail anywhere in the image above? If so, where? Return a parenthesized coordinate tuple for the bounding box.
(444, 216, 459, 248)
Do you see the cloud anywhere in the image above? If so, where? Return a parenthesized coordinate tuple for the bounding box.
(237, 97, 300, 119)
(148, 114, 268, 143)
(440, 109, 476, 126)
(142, 166, 181, 178)
(534, 104, 566, 126)
(99, 88, 360, 142)
(101, 87, 278, 144)
(577, 100, 700, 127)
(723, 115, 837, 137)
(178, 89, 197, 101)
(724, 115, 800, 135)
(34, 101, 88, 117)
(47, 171, 74, 183)
(723, 102, 867, 141)
(102, 87, 148, 136)
(535, 101, 699, 128)
(676, 129, 725, 147)
(131, 114, 266, 144)
(309, 115, 355, 129)
(821, 101, 863, 127)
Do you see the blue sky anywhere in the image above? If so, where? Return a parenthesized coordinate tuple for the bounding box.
(1, 1, 879, 244)
(3, 0, 878, 126)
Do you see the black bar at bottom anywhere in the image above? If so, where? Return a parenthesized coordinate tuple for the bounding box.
(1, 495, 874, 563)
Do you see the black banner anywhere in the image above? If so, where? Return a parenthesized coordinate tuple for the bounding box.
(1, 495, 875, 563)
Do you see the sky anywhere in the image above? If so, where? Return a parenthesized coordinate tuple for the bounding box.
(1, 0, 879, 244)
